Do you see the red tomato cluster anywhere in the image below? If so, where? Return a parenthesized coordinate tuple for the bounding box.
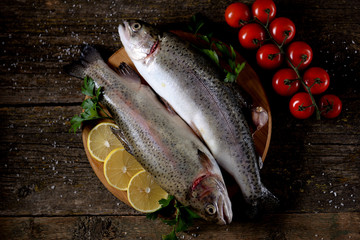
(224, 0, 342, 119)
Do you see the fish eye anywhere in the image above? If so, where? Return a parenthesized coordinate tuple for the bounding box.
(205, 204, 216, 215)
(131, 22, 142, 32)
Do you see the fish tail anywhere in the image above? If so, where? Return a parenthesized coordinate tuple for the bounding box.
(260, 185, 279, 210)
(64, 45, 102, 78)
(245, 185, 279, 219)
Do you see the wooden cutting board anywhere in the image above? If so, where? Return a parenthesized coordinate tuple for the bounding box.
(82, 31, 272, 208)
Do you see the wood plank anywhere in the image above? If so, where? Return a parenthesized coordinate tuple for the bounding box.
(0, 213, 359, 240)
(0, 0, 359, 105)
(0, 106, 139, 216)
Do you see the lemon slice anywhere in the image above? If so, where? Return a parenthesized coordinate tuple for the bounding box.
(87, 122, 123, 162)
(127, 170, 168, 213)
(104, 148, 144, 191)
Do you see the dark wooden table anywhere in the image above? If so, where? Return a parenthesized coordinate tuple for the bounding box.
(1, 0, 359, 239)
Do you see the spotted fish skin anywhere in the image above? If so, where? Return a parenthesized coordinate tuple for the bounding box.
(64, 46, 232, 225)
(118, 20, 278, 214)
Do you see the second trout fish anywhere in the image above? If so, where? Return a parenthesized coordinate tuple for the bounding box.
(65, 46, 232, 224)
(118, 20, 278, 215)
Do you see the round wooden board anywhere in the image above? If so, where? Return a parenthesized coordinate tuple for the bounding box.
(82, 31, 272, 208)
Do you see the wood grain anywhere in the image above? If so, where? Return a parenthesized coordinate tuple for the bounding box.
(1, 213, 359, 240)
(1, 0, 360, 239)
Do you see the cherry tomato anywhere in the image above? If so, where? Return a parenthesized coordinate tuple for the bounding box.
(256, 44, 283, 70)
(225, 2, 252, 28)
(303, 67, 330, 94)
(238, 23, 266, 49)
(252, 0, 276, 24)
(319, 94, 342, 118)
(286, 41, 313, 70)
(269, 17, 296, 45)
(272, 68, 300, 96)
(289, 92, 314, 119)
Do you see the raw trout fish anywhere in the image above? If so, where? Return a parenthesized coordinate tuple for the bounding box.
(65, 46, 232, 224)
(118, 20, 278, 215)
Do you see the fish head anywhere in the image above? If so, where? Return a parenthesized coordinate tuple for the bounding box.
(189, 175, 233, 225)
(118, 20, 161, 61)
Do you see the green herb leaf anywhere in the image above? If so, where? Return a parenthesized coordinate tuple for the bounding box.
(200, 49, 219, 66)
(182, 206, 201, 220)
(69, 76, 113, 133)
(147, 195, 201, 240)
(235, 62, 246, 75)
(162, 219, 177, 226)
(175, 216, 188, 232)
(95, 86, 102, 100)
(228, 58, 236, 71)
(230, 45, 237, 60)
(146, 212, 158, 220)
(198, 35, 210, 43)
(186, 14, 246, 84)
(224, 70, 237, 83)
(188, 13, 206, 35)
(159, 195, 175, 208)
(81, 99, 101, 120)
(162, 228, 178, 240)
(69, 115, 84, 133)
(215, 42, 230, 58)
(81, 76, 95, 97)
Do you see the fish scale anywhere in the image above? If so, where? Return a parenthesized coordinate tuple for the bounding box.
(118, 20, 278, 215)
(65, 46, 232, 224)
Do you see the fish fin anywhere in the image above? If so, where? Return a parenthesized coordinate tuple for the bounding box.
(110, 126, 133, 155)
(258, 156, 263, 170)
(63, 60, 87, 79)
(114, 62, 142, 83)
(64, 45, 102, 78)
(80, 45, 103, 64)
(159, 96, 177, 115)
(197, 149, 213, 171)
(188, 122, 205, 143)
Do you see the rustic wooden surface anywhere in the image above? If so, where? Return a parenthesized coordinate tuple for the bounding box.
(0, 0, 359, 239)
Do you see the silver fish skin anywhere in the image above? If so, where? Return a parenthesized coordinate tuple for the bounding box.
(65, 46, 232, 225)
(118, 20, 278, 214)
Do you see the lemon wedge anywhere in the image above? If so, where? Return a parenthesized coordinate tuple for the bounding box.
(127, 170, 168, 213)
(87, 122, 123, 162)
(104, 148, 144, 191)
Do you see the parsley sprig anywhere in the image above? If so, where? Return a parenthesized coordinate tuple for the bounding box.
(69, 76, 113, 133)
(188, 14, 246, 83)
(147, 195, 201, 240)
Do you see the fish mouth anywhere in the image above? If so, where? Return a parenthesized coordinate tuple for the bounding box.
(118, 20, 160, 60)
(118, 22, 130, 47)
(118, 22, 126, 39)
(147, 39, 159, 57)
(217, 194, 233, 225)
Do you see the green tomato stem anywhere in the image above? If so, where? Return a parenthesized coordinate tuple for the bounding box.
(287, 59, 321, 120)
(256, 17, 321, 120)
